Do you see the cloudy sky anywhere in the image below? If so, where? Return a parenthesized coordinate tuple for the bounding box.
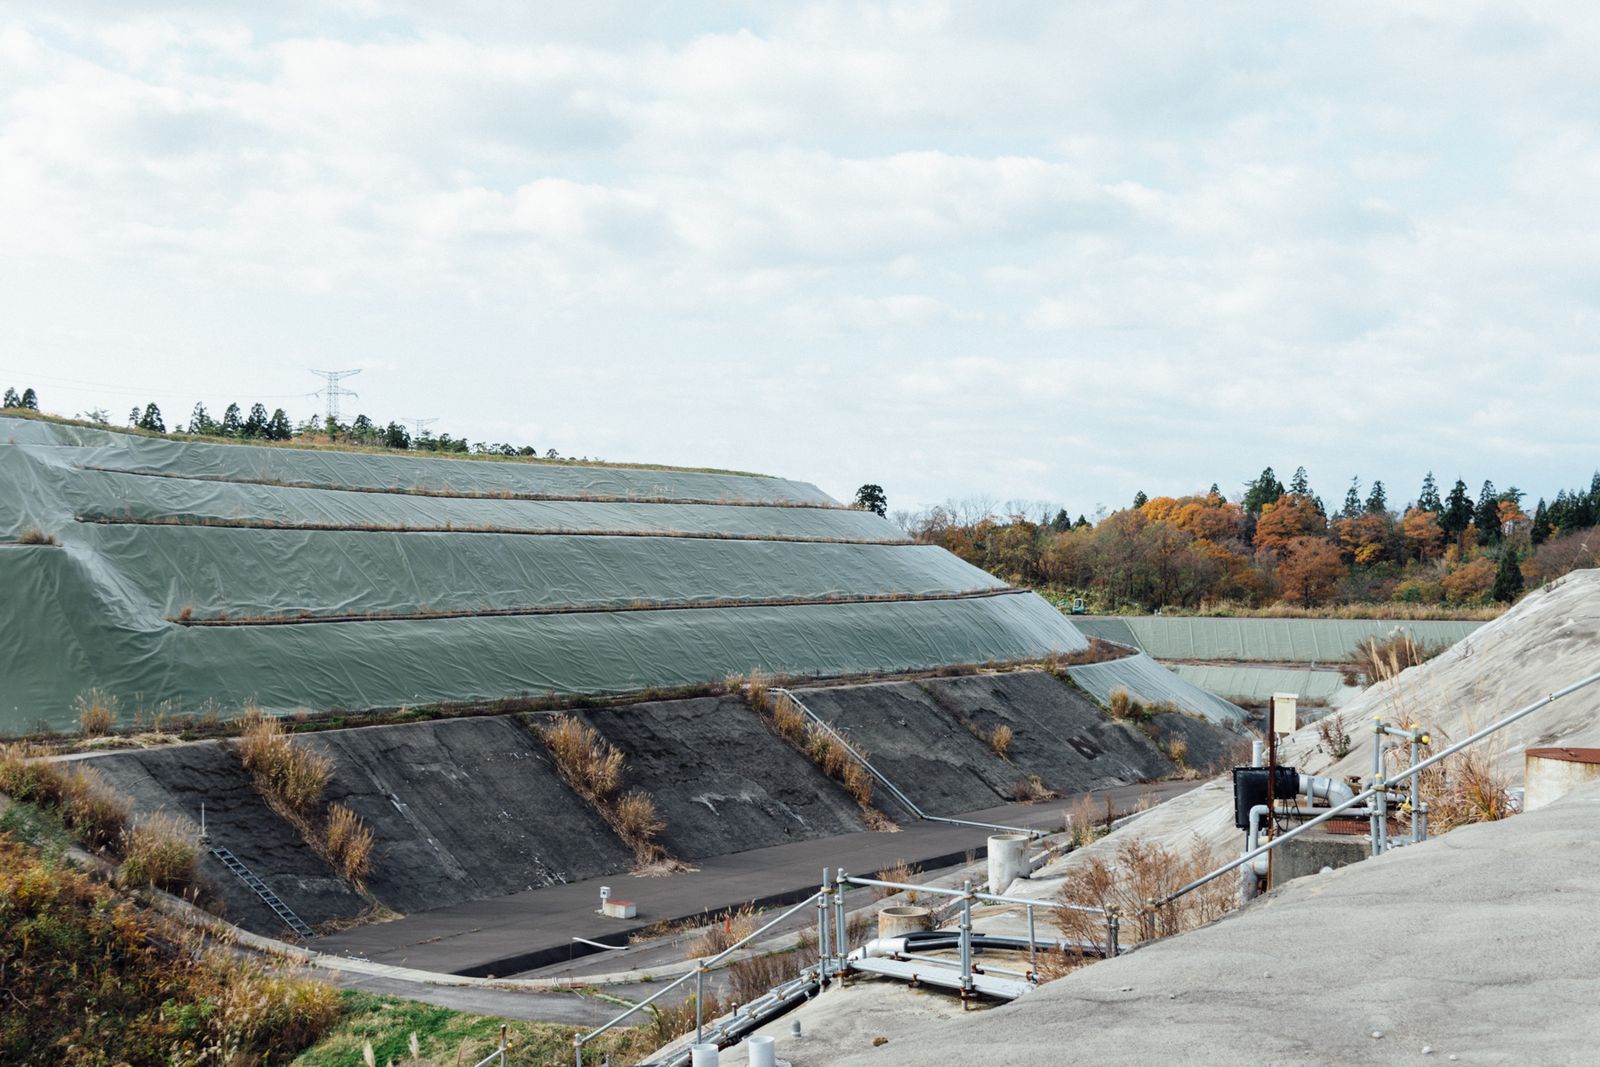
(2, 2, 1597, 515)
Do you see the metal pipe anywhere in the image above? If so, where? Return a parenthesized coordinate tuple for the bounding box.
(1026, 904, 1036, 978)
(1158, 667, 1600, 909)
(842, 875, 1104, 914)
(773, 688, 1044, 839)
(816, 869, 831, 985)
(1370, 716, 1385, 857)
(1410, 734, 1422, 845)
(833, 868, 848, 963)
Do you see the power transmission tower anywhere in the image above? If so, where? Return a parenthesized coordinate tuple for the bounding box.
(309, 369, 361, 424)
(402, 416, 439, 440)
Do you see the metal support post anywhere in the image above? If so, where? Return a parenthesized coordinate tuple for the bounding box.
(1409, 734, 1422, 844)
(1106, 909, 1120, 958)
(818, 868, 832, 983)
(1370, 717, 1386, 856)
(958, 879, 974, 1001)
(1026, 904, 1037, 979)
(696, 966, 705, 1044)
(833, 869, 848, 964)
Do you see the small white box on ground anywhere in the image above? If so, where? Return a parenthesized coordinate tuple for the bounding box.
(601, 899, 637, 919)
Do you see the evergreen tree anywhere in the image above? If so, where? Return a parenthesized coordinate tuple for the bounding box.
(128, 406, 141, 427)
(1365, 480, 1388, 514)
(220, 403, 243, 437)
(1531, 499, 1551, 545)
(2, 388, 18, 408)
(383, 422, 411, 450)
(1075, 515, 1089, 528)
(1051, 509, 1071, 533)
(1342, 477, 1362, 518)
(243, 403, 269, 438)
(1288, 466, 1310, 496)
(1207, 483, 1222, 502)
(853, 484, 888, 517)
(1492, 549, 1524, 603)
(137, 403, 165, 433)
(188, 403, 216, 436)
(266, 409, 293, 441)
(350, 414, 375, 443)
(1132, 490, 1148, 508)
(19, 388, 37, 410)
(1440, 479, 1473, 542)
(1474, 480, 1501, 544)
(1417, 471, 1441, 512)
(1242, 467, 1284, 513)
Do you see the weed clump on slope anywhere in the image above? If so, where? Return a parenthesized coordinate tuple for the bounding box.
(1056, 834, 1234, 950)
(540, 714, 669, 866)
(118, 811, 200, 891)
(74, 688, 119, 737)
(735, 674, 879, 812)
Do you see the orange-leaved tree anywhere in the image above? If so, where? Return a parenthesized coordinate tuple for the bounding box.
(1277, 536, 1347, 606)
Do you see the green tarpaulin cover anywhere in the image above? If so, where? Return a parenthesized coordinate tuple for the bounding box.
(1, 417, 1088, 731)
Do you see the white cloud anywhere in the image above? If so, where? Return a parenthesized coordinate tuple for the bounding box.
(1, 2, 1598, 511)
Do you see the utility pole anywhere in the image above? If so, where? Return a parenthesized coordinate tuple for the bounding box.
(309, 368, 361, 424)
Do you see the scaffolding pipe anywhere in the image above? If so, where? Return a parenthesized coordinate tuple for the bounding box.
(1155, 668, 1600, 910)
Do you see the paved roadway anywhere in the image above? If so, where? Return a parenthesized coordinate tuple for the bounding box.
(312, 780, 1195, 978)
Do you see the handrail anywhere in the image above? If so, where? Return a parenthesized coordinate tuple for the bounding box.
(1152, 668, 1600, 910)
(573, 890, 823, 1059)
(842, 874, 1105, 915)
(770, 687, 1046, 839)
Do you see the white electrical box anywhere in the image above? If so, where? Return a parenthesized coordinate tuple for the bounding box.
(1271, 692, 1298, 735)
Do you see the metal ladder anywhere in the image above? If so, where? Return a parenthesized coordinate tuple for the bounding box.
(210, 846, 316, 939)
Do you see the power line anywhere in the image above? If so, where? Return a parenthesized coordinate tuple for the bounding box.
(309, 368, 361, 424)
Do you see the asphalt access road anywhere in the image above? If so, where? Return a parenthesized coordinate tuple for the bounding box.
(311, 781, 1194, 979)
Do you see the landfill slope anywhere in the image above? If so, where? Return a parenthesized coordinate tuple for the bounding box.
(792, 671, 1231, 816)
(87, 743, 366, 931)
(0, 415, 1089, 731)
(302, 716, 635, 914)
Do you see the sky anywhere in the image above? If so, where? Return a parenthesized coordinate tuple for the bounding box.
(2, 2, 1598, 516)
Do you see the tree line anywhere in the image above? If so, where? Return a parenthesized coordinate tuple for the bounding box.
(901, 465, 1600, 611)
(3, 389, 566, 459)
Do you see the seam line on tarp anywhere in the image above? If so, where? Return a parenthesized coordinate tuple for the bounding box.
(78, 464, 847, 511)
(74, 513, 911, 546)
(167, 587, 1029, 627)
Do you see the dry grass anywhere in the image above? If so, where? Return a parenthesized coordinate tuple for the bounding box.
(540, 715, 667, 865)
(1042, 638, 1137, 669)
(1353, 632, 1442, 686)
(799, 724, 874, 806)
(771, 692, 807, 744)
(1165, 737, 1189, 768)
(685, 903, 761, 959)
(118, 812, 200, 891)
(237, 712, 333, 817)
(1009, 775, 1056, 803)
(1058, 835, 1235, 946)
(988, 723, 1014, 759)
(75, 689, 120, 737)
(1316, 712, 1353, 760)
(725, 951, 804, 1004)
(1107, 687, 1155, 722)
(541, 715, 624, 803)
(1166, 599, 1501, 621)
(59, 765, 130, 850)
(17, 526, 60, 546)
(646, 993, 728, 1049)
(326, 803, 375, 885)
(873, 858, 922, 901)
(614, 788, 666, 862)
(1386, 719, 1515, 834)
(1032, 944, 1092, 983)
(1064, 793, 1107, 849)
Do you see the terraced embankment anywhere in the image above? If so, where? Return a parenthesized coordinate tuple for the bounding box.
(80, 669, 1242, 955)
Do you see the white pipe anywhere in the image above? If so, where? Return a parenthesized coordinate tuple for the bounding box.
(1299, 773, 1355, 808)
(987, 833, 1029, 895)
(862, 936, 909, 958)
(745, 1035, 776, 1067)
(690, 1044, 719, 1067)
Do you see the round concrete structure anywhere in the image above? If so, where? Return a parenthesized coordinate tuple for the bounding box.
(1524, 747, 1600, 811)
(878, 906, 933, 938)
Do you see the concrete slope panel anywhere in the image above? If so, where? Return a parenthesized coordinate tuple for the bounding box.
(304, 716, 634, 915)
(85, 743, 366, 933)
(574, 697, 871, 861)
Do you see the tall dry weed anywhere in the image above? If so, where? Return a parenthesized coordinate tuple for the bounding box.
(75, 689, 120, 738)
(1057, 834, 1234, 946)
(542, 715, 624, 802)
(237, 713, 332, 816)
(118, 812, 200, 891)
(325, 803, 374, 885)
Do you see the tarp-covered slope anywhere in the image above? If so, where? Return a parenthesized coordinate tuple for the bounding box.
(0, 417, 1088, 730)
(1075, 615, 1481, 662)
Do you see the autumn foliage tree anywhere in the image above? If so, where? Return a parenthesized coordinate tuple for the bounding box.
(1277, 536, 1348, 606)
